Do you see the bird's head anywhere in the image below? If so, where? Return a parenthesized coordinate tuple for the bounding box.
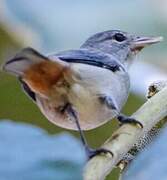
(81, 30, 163, 67)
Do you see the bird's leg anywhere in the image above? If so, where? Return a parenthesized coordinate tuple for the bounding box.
(66, 104, 113, 159)
(99, 95, 143, 128)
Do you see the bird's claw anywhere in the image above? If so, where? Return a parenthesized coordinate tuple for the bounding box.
(86, 147, 113, 159)
(117, 115, 143, 129)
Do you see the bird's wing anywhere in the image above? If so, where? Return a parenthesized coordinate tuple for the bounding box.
(49, 49, 125, 72)
(19, 77, 36, 101)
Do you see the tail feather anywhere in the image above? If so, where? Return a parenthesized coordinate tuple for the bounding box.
(2, 47, 48, 76)
(2, 47, 70, 96)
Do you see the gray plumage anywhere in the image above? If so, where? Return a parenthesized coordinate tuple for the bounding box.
(3, 30, 162, 131)
(54, 48, 125, 72)
(2, 30, 162, 158)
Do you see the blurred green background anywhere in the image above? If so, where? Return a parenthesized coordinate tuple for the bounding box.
(0, 0, 167, 179)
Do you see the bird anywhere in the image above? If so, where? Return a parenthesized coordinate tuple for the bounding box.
(2, 30, 162, 159)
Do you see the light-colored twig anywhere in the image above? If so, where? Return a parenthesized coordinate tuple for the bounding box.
(84, 84, 167, 180)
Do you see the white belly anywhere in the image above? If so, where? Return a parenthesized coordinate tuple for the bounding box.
(37, 63, 130, 130)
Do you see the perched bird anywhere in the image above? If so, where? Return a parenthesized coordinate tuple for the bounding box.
(3, 30, 162, 158)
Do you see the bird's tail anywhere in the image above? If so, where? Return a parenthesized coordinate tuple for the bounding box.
(2, 47, 69, 95)
(2, 47, 67, 76)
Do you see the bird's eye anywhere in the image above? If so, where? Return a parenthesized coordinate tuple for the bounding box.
(113, 33, 126, 42)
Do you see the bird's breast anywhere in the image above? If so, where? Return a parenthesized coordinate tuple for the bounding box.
(36, 63, 130, 130)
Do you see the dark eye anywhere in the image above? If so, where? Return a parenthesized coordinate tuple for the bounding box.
(113, 33, 126, 42)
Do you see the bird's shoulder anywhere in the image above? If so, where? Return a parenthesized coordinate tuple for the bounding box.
(49, 48, 125, 72)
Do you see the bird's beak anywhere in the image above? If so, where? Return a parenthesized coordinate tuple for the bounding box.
(131, 36, 163, 52)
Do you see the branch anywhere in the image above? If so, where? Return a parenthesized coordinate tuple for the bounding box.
(84, 83, 167, 180)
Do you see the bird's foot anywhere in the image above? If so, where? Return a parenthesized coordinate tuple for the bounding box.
(117, 114, 143, 128)
(85, 147, 113, 160)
